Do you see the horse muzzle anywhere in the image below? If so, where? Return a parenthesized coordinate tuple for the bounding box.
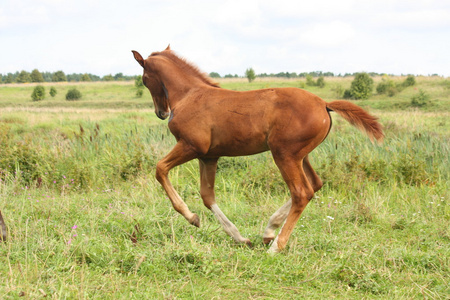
(156, 110, 170, 120)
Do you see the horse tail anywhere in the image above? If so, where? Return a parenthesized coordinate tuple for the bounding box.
(326, 100, 384, 144)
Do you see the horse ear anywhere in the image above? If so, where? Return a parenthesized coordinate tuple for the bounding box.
(132, 50, 145, 68)
(165, 44, 171, 51)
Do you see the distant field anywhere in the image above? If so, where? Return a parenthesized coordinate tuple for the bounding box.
(0, 77, 449, 298)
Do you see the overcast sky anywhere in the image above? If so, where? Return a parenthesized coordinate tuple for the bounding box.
(1, 0, 449, 77)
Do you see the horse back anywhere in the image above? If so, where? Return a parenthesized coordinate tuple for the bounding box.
(169, 87, 330, 157)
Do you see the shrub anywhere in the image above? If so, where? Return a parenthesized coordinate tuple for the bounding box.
(49, 87, 57, 97)
(66, 88, 82, 101)
(306, 75, 315, 86)
(332, 84, 344, 98)
(348, 73, 373, 99)
(411, 89, 430, 107)
(343, 89, 353, 99)
(31, 85, 45, 101)
(403, 75, 416, 87)
(136, 89, 143, 98)
(376, 78, 398, 97)
(135, 75, 144, 88)
(316, 76, 325, 88)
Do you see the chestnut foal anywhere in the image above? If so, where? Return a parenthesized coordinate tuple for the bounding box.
(132, 46, 383, 252)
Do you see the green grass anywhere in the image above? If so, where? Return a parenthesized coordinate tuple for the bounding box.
(0, 78, 449, 298)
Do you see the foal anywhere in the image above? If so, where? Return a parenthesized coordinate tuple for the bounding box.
(132, 46, 383, 252)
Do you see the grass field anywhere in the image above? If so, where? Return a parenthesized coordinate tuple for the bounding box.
(0, 77, 449, 299)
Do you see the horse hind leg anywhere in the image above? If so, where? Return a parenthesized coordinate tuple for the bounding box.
(303, 155, 323, 192)
(263, 156, 322, 245)
(199, 158, 251, 246)
(268, 154, 315, 253)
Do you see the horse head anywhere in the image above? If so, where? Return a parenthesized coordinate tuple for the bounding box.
(132, 48, 171, 120)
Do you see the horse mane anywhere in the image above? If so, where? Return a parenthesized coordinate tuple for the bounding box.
(150, 51, 220, 88)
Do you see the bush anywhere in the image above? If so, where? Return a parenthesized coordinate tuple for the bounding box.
(332, 84, 344, 98)
(135, 76, 144, 89)
(136, 89, 143, 98)
(31, 85, 45, 101)
(403, 75, 416, 87)
(66, 88, 82, 101)
(49, 87, 57, 97)
(306, 75, 315, 86)
(317, 76, 325, 88)
(350, 73, 373, 99)
(376, 77, 398, 97)
(411, 89, 430, 107)
(343, 89, 353, 99)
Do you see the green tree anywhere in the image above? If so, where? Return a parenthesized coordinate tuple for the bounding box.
(52, 71, 67, 82)
(5, 74, 14, 83)
(31, 85, 45, 101)
(16, 70, 31, 83)
(245, 68, 256, 83)
(81, 73, 91, 82)
(102, 74, 114, 81)
(49, 87, 57, 97)
(209, 72, 221, 78)
(30, 69, 44, 82)
(114, 73, 124, 81)
(350, 72, 373, 99)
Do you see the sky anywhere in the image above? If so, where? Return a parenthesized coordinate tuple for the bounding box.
(1, 0, 449, 77)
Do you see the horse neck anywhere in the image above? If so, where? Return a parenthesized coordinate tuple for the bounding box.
(160, 69, 208, 106)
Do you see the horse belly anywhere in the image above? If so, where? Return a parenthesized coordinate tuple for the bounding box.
(207, 126, 269, 157)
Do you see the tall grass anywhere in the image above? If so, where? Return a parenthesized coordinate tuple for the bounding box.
(0, 79, 449, 298)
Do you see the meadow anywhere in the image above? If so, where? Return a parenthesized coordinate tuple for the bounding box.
(0, 76, 449, 299)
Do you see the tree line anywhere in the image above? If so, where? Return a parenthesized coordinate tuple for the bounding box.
(0, 70, 137, 84)
(209, 70, 406, 79)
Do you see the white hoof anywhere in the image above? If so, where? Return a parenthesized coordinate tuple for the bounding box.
(267, 236, 280, 254)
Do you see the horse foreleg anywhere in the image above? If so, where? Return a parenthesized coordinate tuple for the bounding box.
(263, 198, 291, 244)
(268, 156, 314, 253)
(199, 159, 251, 246)
(156, 141, 200, 227)
(0, 210, 6, 242)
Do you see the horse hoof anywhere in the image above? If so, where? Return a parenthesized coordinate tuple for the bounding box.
(189, 214, 200, 228)
(243, 239, 252, 247)
(263, 237, 274, 245)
